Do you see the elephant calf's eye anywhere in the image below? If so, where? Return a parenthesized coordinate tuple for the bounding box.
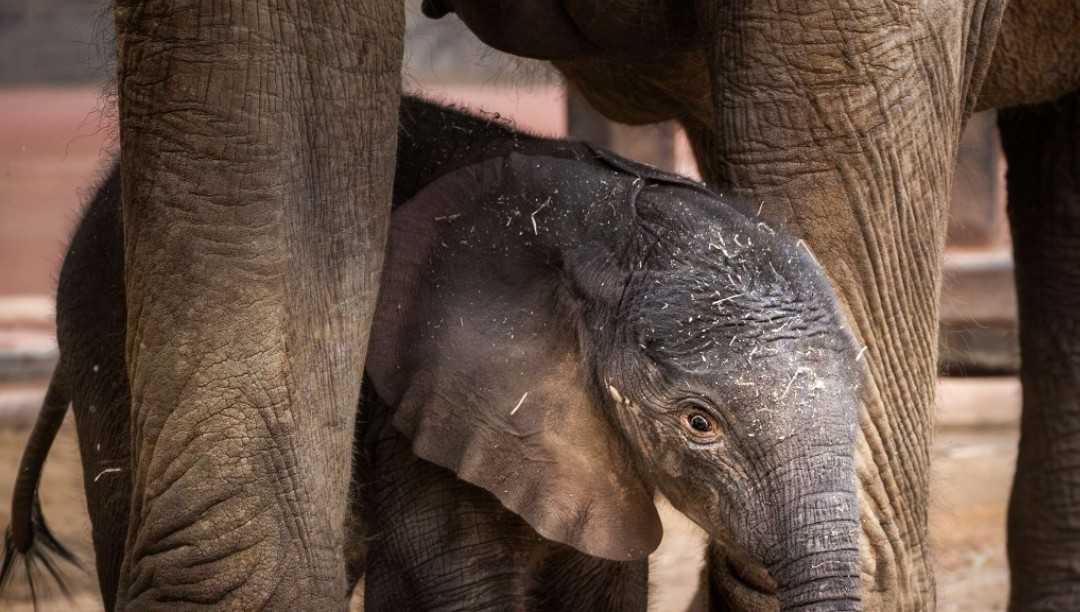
(689, 414, 712, 432)
(680, 408, 721, 442)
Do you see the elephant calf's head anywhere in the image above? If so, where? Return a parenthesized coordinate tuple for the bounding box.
(367, 145, 863, 610)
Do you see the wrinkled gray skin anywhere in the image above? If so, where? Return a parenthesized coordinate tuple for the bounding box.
(3, 98, 861, 611)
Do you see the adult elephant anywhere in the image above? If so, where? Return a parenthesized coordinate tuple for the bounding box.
(109, 2, 1079, 611)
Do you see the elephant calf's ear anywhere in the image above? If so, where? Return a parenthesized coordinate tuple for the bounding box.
(367, 160, 662, 561)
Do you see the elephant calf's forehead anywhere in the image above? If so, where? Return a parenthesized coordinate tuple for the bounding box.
(627, 222, 848, 365)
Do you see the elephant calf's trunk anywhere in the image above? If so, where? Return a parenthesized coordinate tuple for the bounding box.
(771, 500, 863, 611)
(776, 559, 861, 611)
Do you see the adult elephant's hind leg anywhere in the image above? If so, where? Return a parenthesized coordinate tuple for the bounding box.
(999, 90, 1080, 611)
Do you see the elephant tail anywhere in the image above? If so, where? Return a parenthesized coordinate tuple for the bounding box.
(0, 366, 81, 601)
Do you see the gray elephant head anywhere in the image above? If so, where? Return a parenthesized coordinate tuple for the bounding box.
(367, 146, 863, 610)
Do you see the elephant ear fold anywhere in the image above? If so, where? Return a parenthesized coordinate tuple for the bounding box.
(367, 158, 663, 561)
(586, 143, 713, 194)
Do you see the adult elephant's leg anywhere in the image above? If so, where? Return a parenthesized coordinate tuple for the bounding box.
(999, 90, 1080, 612)
(692, 2, 1004, 608)
(111, 2, 403, 608)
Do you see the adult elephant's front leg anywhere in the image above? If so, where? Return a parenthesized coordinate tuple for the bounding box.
(692, 1, 1004, 608)
(999, 90, 1080, 612)
(112, 2, 402, 608)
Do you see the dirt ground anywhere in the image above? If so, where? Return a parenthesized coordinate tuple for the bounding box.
(0, 379, 1017, 612)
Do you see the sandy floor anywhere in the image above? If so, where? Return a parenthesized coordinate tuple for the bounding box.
(0, 382, 1017, 612)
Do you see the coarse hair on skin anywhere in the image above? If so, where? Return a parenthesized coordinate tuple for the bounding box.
(0, 371, 83, 608)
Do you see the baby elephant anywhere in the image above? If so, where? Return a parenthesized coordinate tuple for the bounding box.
(363, 138, 864, 611)
(3, 98, 863, 611)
